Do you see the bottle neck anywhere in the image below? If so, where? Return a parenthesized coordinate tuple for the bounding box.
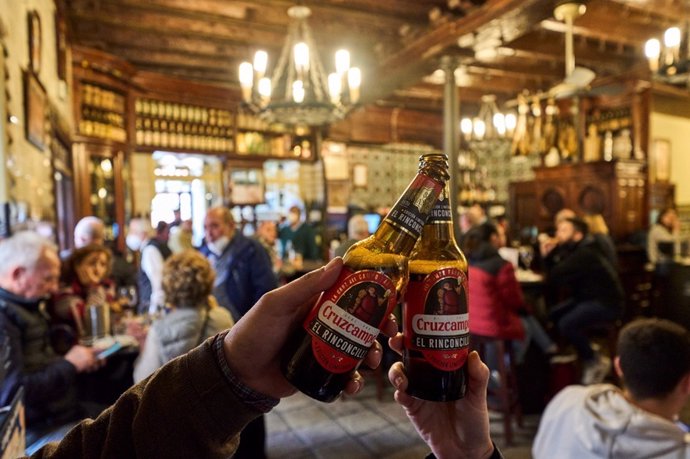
(419, 184, 457, 247)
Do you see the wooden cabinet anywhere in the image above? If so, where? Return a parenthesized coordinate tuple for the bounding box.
(509, 160, 647, 242)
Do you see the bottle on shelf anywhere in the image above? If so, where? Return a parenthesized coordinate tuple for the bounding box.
(281, 153, 450, 402)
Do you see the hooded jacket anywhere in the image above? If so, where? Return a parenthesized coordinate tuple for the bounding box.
(533, 384, 690, 459)
(467, 242, 525, 340)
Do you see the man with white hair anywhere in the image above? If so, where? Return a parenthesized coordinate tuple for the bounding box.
(0, 231, 101, 451)
(334, 214, 370, 257)
(60, 216, 106, 259)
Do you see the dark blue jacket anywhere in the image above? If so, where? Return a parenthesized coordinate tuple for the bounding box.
(0, 288, 77, 427)
(199, 233, 277, 321)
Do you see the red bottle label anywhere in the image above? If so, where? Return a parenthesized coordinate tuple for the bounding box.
(383, 175, 443, 239)
(303, 267, 397, 374)
(404, 268, 469, 371)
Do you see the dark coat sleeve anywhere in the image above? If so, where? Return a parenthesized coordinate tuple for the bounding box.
(245, 241, 278, 314)
(31, 337, 263, 459)
(0, 314, 76, 411)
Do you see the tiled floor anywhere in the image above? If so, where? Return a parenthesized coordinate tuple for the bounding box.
(267, 383, 538, 459)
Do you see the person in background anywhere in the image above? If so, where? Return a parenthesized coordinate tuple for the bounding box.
(50, 245, 116, 348)
(60, 216, 105, 260)
(0, 232, 101, 454)
(134, 220, 172, 315)
(279, 205, 320, 262)
(169, 209, 183, 229)
(463, 223, 556, 364)
(168, 219, 194, 254)
(27, 258, 501, 459)
(582, 213, 617, 268)
(200, 206, 277, 459)
(133, 250, 233, 382)
(543, 217, 623, 385)
(533, 318, 690, 458)
(648, 207, 681, 268)
(334, 214, 370, 258)
(253, 220, 281, 274)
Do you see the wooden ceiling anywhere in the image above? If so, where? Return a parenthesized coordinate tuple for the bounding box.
(64, 0, 686, 114)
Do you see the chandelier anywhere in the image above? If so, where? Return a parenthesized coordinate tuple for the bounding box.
(238, 5, 361, 127)
(644, 23, 690, 88)
(460, 95, 516, 144)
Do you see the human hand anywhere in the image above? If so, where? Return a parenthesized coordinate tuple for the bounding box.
(64, 345, 103, 373)
(223, 257, 398, 399)
(388, 334, 494, 459)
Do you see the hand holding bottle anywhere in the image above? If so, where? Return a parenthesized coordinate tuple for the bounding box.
(388, 334, 494, 459)
(222, 258, 398, 399)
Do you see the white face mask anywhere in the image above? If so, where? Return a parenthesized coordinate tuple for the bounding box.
(126, 234, 143, 251)
(207, 236, 230, 255)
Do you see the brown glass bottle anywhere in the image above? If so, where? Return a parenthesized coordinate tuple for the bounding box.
(403, 185, 469, 401)
(281, 154, 450, 402)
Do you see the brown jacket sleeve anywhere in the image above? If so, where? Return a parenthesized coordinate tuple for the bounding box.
(32, 336, 262, 458)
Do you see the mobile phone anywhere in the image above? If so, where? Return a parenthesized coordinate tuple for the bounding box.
(97, 341, 123, 359)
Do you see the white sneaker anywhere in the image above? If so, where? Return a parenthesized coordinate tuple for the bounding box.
(581, 355, 611, 385)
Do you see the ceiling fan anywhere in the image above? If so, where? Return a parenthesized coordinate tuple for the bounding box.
(547, 0, 596, 99)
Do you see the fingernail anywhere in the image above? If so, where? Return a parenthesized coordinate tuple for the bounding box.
(322, 258, 340, 274)
(394, 377, 403, 389)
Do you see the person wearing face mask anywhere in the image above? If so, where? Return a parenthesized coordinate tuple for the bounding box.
(198, 206, 276, 459)
(543, 217, 623, 385)
(278, 205, 321, 263)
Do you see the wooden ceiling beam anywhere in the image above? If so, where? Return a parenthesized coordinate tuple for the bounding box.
(363, 0, 559, 103)
(71, 24, 250, 59)
(607, 0, 690, 23)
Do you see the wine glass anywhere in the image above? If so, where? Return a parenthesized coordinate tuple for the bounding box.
(518, 245, 534, 271)
(117, 286, 138, 317)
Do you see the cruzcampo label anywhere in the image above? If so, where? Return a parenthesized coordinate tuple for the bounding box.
(384, 175, 443, 239)
(404, 268, 469, 371)
(303, 268, 396, 374)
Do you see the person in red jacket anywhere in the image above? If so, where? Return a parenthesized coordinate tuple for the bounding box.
(462, 223, 556, 364)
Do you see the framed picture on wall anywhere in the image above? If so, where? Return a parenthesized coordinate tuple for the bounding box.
(23, 71, 47, 150)
(228, 168, 265, 205)
(27, 10, 42, 74)
(352, 163, 368, 188)
(651, 138, 671, 183)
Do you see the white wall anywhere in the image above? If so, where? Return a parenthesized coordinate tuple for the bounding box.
(650, 112, 690, 206)
(0, 0, 73, 221)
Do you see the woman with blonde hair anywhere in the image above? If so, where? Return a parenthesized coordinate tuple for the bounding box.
(133, 250, 233, 382)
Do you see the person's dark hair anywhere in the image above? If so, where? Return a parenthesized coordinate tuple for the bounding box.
(564, 217, 589, 237)
(618, 318, 690, 399)
(461, 223, 498, 258)
(656, 207, 677, 225)
(155, 221, 169, 236)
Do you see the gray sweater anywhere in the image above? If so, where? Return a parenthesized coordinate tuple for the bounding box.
(134, 304, 234, 382)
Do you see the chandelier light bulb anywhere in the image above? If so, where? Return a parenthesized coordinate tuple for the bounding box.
(460, 118, 473, 136)
(258, 77, 272, 99)
(335, 49, 350, 74)
(292, 80, 305, 103)
(505, 113, 517, 132)
(493, 112, 506, 136)
(473, 118, 486, 140)
(664, 27, 681, 49)
(239, 62, 254, 88)
(645, 38, 661, 59)
(253, 50, 268, 75)
(294, 42, 310, 72)
(328, 73, 342, 103)
(347, 67, 361, 103)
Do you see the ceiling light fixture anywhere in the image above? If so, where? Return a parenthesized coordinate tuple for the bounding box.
(239, 5, 361, 126)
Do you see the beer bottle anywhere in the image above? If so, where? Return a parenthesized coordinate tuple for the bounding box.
(403, 184, 469, 401)
(281, 154, 450, 402)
